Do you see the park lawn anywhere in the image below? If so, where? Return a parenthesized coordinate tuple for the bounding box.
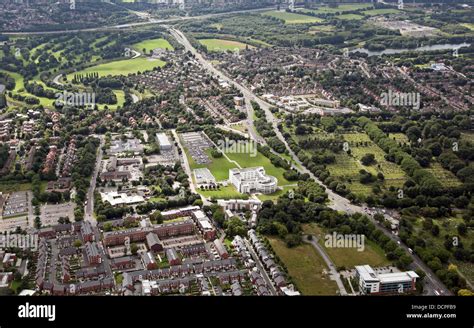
(262, 11, 324, 24)
(66, 57, 165, 79)
(303, 223, 390, 269)
(268, 237, 338, 295)
(362, 9, 400, 16)
(224, 147, 291, 186)
(199, 39, 252, 52)
(132, 38, 174, 54)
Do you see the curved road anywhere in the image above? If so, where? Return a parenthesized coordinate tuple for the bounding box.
(168, 27, 452, 296)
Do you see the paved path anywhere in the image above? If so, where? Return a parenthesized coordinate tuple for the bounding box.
(303, 235, 348, 296)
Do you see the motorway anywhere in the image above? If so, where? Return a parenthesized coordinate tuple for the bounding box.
(168, 27, 452, 296)
(1, 7, 276, 36)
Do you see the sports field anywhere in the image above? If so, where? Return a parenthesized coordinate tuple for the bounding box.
(132, 38, 174, 54)
(262, 11, 324, 24)
(67, 57, 165, 79)
(199, 39, 251, 52)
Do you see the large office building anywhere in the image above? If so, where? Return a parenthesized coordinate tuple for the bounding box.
(229, 167, 277, 194)
(156, 132, 172, 150)
(355, 265, 419, 295)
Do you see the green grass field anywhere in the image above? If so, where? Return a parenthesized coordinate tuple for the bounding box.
(67, 57, 165, 79)
(461, 23, 474, 31)
(337, 14, 364, 20)
(342, 132, 407, 188)
(199, 39, 252, 52)
(198, 185, 248, 200)
(257, 186, 295, 202)
(362, 9, 400, 16)
(308, 25, 336, 34)
(262, 10, 324, 24)
(132, 38, 174, 54)
(427, 162, 462, 188)
(268, 237, 338, 295)
(187, 148, 238, 181)
(0, 70, 24, 92)
(300, 4, 373, 14)
(302, 223, 390, 268)
(389, 132, 410, 144)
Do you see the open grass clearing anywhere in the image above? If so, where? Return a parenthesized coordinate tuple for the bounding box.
(66, 57, 165, 79)
(302, 223, 391, 269)
(198, 39, 252, 52)
(132, 38, 174, 54)
(262, 10, 324, 24)
(268, 236, 338, 295)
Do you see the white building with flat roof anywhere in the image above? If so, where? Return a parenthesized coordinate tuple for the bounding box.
(156, 133, 172, 150)
(229, 167, 277, 194)
(100, 191, 145, 207)
(193, 168, 216, 185)
(355, 265, 419, 295)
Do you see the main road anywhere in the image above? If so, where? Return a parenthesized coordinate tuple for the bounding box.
(1, 7, 276, 36)
(168, 27, 452, 296)
(84, 134, 105, 226)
